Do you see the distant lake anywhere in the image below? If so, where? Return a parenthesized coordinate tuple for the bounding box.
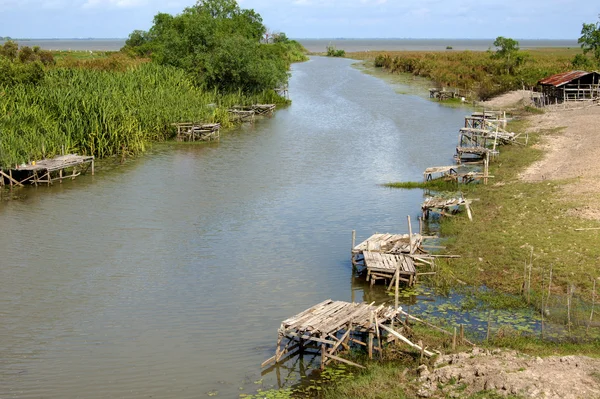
(0, 38, 578, 52)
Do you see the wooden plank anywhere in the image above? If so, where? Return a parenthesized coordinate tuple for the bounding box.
(323, 353, 365, 369)
(379, 324, 434, 357)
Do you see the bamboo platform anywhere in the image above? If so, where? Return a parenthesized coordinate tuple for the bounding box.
(0, 154, 94, 187)
(172, 122, 220, 142)
(227, 109, 255, 123)
(262, 300, 432, 371)
(230, 104, 276, 116)
(352, 233, 423, 255)
(455, 146, 492, 163)
(423, 165, 491, 184)
(422, 196, 473, 221)
(274, 86, 289, 99)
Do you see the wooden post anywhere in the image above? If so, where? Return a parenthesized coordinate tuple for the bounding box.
(91, 158, 95, 176)
(418, 216, 423, 235)
(395, 261, 400, 310)
(459, 324, 464, 344)
(320, 344, 326, 370)
(368, 312, 374, 360)
(589, 279, 596, 334)
(9, 169, 13, 189)
(407, 215, 414, 254)
(452, 327, 457, 350)
(351, 230, 356, 270)
(419, 340, 424, 363)
(486, 312, 491, 341)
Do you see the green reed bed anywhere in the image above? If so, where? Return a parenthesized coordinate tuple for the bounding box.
(0, 63, 284, 168)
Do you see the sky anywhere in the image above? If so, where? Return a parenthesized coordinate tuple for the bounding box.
(0, 0, 597, 39)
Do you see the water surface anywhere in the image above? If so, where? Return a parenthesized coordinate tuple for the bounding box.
(0, 56, 467, 398)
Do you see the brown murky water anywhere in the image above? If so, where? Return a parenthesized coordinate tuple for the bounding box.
(0, 57, 468, 398)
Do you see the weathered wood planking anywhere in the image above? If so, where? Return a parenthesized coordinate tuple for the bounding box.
(172, 122, 220, 142)
(3, 154, 95, 187)
(363, 251, 416, 275)
(352, 233, 423, 255)
(264, 300, 432, 371)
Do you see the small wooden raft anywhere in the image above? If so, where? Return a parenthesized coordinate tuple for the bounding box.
(422, 196, 473, 221)
(262, 300, 432, 371)
(1, 154, 94, 187)
(172, 122, 220, 142)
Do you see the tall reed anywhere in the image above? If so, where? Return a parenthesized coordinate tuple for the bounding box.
(0, 63, 284, 168)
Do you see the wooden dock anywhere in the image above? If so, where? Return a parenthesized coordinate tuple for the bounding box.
(262, 300, 432, 371)
(0, 154, 94, 187)
(172, 122, 220, 142)
(455, 146, 492, 164)
(421, 195, 473, 221)
(228, 109, 255, 123)
(229, 104, 276, 117)
(423, 165, 491, 184)
(351, 222, 439, 288)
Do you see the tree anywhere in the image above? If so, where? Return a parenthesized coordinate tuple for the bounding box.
(122, 0, 291, 93)
(578, 15, 600, 62)
(491, 36, 525, 75)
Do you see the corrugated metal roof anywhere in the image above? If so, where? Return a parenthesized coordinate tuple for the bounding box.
(538, 70, 591, 87)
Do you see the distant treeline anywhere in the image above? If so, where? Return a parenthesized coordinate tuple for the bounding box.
(361, 36, 599, 100)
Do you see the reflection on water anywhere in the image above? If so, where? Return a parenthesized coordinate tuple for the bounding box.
(1, 56, 471, 398)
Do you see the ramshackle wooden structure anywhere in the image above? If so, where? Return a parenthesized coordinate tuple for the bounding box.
(0, 154, 94, 188)
(537, 70, 600, 105)
(261, 300, 433, 371)
(172, 123, 220, 142)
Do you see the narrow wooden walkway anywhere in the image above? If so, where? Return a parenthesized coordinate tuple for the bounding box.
(1, 154, 94, 187)
(262, 300, 432, 371)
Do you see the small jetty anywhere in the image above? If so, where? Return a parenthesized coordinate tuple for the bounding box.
(421, 195, 473, 221)
(228, 109, 255, 123)
(351, 221, 439, 288)
(229, 104, 276, 117)
(0, 154, 94, 187)
(172, 122, 220, 142)
(423, 165, 490, 184)
(262, 300, 432, 371)
(429, 88, 460, 101)
(455, 146, 491, 164)
(274, 86, 289, 99)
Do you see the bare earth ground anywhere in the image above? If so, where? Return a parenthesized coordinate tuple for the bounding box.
(416, 348, 600, 398)
(481, 92, 600, 220)
(411, 93, 600, 398)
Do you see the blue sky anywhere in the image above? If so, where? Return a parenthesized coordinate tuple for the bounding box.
(0, 0, 597, 39)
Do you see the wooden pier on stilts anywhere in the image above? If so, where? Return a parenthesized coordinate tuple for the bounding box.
(0, 154, 94, 188)
(228, 109, 255, 123)
(261, 299, 432, 371)
(229, 104, 276, 117)
(173, 122, 220, 142)
(351, 216, 439, 288)
(421, 195, 473, 221)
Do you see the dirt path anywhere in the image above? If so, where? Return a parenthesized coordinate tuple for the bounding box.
(416, 348, 600, 398)
(481, 91, 600, 220)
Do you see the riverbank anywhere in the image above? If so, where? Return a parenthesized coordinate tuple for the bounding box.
(321, 94, 600, 398)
